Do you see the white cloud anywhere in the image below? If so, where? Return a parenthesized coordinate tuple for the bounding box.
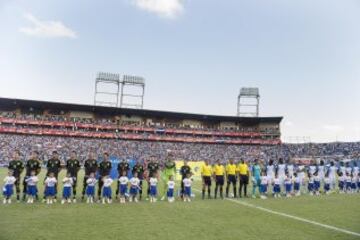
(19, 13, 77, 39)
(132, 0, 184, 18)
(322, 124, 344, 132)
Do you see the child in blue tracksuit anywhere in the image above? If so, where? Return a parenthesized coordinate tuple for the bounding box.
(44, 172, 57, 204)
(149, 173, 158, 203)
(260, 171, 268, 199)
(129, 172, 141, 203)
(308, 173, 314, 195)
(182, 173, 192, 202)
(25, 170, 39, 204)
(345, 173, 352, 193)
(118, 171, 129, 204)
(86, 172, 97, 203)
(294, 172, 301, 196)
(314, 172, 321, 196)
(61, 173, 74, 204)
(323, 172, 331, 195)
(102, 175, 113, 204)
(3, 171, 16, 204)
(273, 173, 281, 198)
(167, 175, 175, 202)
(338, 172, 345, 193)
(284, 173, 293, 197)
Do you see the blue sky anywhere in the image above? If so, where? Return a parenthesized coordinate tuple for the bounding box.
(0, 0, 359, 142)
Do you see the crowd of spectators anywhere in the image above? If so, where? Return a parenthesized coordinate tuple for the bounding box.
(0, 134, 359, 166)
(0, 111, 279, 134)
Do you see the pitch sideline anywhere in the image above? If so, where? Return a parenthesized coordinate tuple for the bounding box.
(192, 188, 360, 237)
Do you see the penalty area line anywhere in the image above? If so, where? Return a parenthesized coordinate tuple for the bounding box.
(192, 188, 360, 237)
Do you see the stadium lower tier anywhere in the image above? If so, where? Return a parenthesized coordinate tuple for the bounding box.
(0, 126, 280, 145)
(0, 133, 359, 164)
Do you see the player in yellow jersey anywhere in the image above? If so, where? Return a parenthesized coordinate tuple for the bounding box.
(213, 160, 225, 199)
(225, 159, 237, 198)
(201, 160, 213, 199)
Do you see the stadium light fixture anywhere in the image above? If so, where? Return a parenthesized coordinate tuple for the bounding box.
(237, 87, 260, 117)
(94, 72, 145, 109)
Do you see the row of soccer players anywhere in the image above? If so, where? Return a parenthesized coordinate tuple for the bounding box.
(264, 159, 359, 183)
(199, 159, 360, 199)
(5, 150, 186, 203)
(3, 169, 194, 204)
(256, 171, 360, 199)
(5, 161, 359, 204)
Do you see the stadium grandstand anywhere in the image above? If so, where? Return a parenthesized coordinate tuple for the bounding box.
(0, 97, 359, 166)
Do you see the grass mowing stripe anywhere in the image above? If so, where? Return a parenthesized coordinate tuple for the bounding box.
(192, 188, 360, 237)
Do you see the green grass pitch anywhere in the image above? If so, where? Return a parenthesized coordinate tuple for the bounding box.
(0, 168, 359, 240)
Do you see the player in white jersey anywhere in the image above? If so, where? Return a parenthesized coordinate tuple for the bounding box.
(353, 162, 359, 177)
(286, 163, 294, 178)
(345, 162, 352, 176)
(85, 172, 97, 204)
(308, 161, 317, 176)
(44, 172, 57, 204)
(118, 171, 129, 204)
(62, 173, 74, 204)
(266, 160, 275, 188)
(296, 165, 306, 193)
(3, 171, 16, 204)
(317, 161, 325, 181)
(167, 175, 176, 202)
(129, 172, 141, 203)
(327, 162, 337, 190)
(149, 173, 158, 203)
(260, 171, 268, 199)
(284, 173, 293, 198)
(313, 172, 321, 196)
(182, 173, 192, 202)
(276, 159, 286, 187)
(293, 172, 301, 196)
(102, 175, 113, 204)
(351, 174, 357, 193)
(338, 162, 346, 176)
(273, 173, 281, 198)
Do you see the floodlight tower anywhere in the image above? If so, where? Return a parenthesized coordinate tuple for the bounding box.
(94, 72, 121, 107)
(237, 87, 260, 117)
(93, 72, 145, 109)
(119, 75, 145, 109)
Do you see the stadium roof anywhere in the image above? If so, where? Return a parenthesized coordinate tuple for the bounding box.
(0, 97, 282, 124)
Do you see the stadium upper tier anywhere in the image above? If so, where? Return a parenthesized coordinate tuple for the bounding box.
(0, 97, 282, 145)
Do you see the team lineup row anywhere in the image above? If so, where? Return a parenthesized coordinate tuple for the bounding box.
(2, 150, 360, 204)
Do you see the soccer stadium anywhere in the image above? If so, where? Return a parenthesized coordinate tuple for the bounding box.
(1, 1, 360, 240)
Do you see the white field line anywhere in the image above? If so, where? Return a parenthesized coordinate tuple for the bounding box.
(192, 188, 360, 237)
